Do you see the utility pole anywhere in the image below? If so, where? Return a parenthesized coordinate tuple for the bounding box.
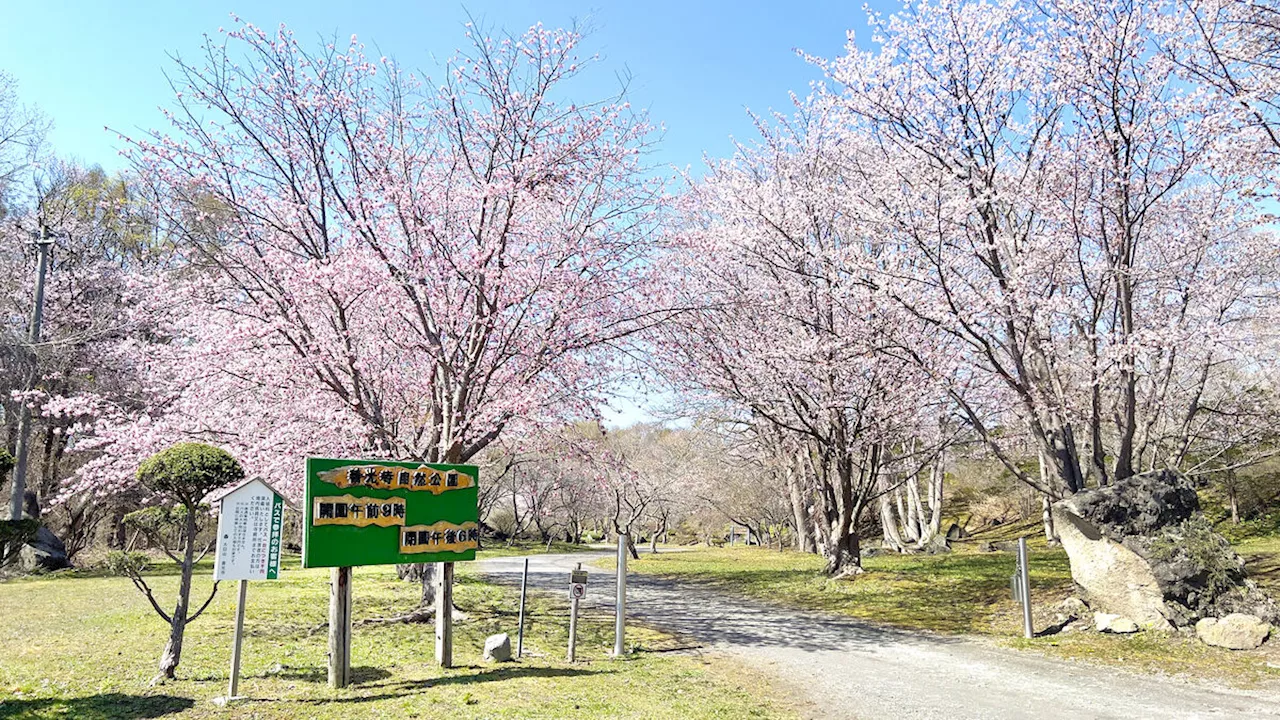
(10, 221, 54, 522)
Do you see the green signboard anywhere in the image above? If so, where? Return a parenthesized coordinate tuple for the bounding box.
(303, 457, 480, 568)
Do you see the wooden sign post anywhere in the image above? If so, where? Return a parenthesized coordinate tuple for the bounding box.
(210, 478, 287, 705)
(302, 458, 480, 684)
(329, 567, 353, 688)
(568, 564, 587, 662)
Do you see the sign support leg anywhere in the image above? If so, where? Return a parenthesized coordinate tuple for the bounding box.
(517, 557, 529, 659)
(614, 533, 627, 657)
(228, 579, 248, 698)
(328, 567, 352, 689)
(435, 561, 454, 668)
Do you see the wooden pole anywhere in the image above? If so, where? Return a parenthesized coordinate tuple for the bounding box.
(328, 567, 352, 689)
(516, 558, 529, 659)
(435, 561, 454, 667)
(228, 579, 248, 698)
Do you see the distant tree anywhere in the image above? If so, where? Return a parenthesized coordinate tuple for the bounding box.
(116, 442, 243, 682)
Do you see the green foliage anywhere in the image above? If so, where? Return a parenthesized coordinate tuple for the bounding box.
(122, 505, 211, 559)
(1145, 515, 1243, 598)
(104, 550, 150, 577)
(136, 442, 244, 506)
(0, 448, 14, 479)
(0, 518, 39, 546)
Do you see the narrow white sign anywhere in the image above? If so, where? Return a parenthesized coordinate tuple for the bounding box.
(214, 479, 285, 581)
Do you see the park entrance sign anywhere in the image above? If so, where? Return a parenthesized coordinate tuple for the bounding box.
(303, 457, 480, 568)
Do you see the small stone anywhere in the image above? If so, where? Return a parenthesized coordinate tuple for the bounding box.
(1108, 617, 1139, 633)
(1055, 597, 1089, 620)
(1196, 614, 1271, 650)
(484, 633, 513, 662)
(1094, 612, 1139, 633)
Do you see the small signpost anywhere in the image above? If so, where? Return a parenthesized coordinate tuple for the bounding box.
(568, 564, 587, 662)
(211, 478, 287, 704)
(303, 457, 479, 687)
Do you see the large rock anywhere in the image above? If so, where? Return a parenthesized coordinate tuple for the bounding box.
(1195, 614, 1272, 650)
(1053, 470, 1277, 629)
(18, 526, 70, 572)
(483, 633, 512, 662)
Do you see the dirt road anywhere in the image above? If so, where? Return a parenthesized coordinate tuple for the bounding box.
(475, 551, 1280, 719)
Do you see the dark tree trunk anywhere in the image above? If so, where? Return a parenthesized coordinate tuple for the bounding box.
(157, 507, 197, 680)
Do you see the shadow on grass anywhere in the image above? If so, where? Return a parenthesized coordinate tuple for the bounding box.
(263, 665, 392, 684)
(288, 666, 603, 704)
(0, 693, 193, 719)
(1244, 551, 1280, 594)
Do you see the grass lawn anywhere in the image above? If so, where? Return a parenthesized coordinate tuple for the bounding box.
(619, 539, 1280, 687)
(0, 555, 792, 719)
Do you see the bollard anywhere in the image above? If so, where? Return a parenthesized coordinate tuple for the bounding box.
(614, 533, 628, 656)
(1017, 536, 1033, 639)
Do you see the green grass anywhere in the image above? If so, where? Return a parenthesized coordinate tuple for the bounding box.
(474, 540, 597, 559)
(0, 555, 792, 719)
(620, 543, 1280, 687)
(616, 546, 1072, 634)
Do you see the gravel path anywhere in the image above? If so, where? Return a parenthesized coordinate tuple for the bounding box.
(475, 551, 1280, 720)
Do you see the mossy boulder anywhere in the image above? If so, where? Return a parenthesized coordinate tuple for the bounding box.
(1054, 469, 1277, 628)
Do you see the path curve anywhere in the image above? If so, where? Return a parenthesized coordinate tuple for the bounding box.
(475, 551, 1280, 720)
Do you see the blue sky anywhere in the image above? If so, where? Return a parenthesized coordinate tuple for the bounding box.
(0, 0, 898, 424)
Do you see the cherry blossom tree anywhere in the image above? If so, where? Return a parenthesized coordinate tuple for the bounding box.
(65, 20, 666, 502)
(821, 0, 1280, 498)
(653, 105, 950, 574)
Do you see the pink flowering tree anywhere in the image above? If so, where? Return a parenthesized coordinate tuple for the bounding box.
(819, 0, 1280, 497)
(60, 20, 666, 609)
(652, 105, 951, 575)
(66, 19, 664, 492)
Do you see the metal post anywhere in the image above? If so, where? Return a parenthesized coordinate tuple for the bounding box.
(568, 593, 579, 662)
(614, 532, 628, 657)
(1017, 537, 1033, 639)
(9, 224, 53, 522)
(516, 557, 529, 659)
(328, 567, 352, 688)
(228, 579, 248, 698)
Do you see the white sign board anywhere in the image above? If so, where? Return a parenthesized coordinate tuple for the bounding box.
(214, 479, 285, 581)
(570, 583, 586, 599)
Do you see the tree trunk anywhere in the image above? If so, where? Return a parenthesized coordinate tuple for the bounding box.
(787, 471, 815, 553)
(822, 529, 862, 576)
(880, 492, 906, 552)
(925, 458, 944, 540)
(157, 507, 197, 680)
(398, 562, 438, 608)
(1042, 494, 1058, 544)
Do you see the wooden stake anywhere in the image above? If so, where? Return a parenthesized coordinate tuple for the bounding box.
(228, 579, 248, 698)
(435, 561, 454, 668)
(328, 567, 352, 688)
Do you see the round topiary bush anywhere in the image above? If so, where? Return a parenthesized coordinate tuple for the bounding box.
(136, 442, 244, 505)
